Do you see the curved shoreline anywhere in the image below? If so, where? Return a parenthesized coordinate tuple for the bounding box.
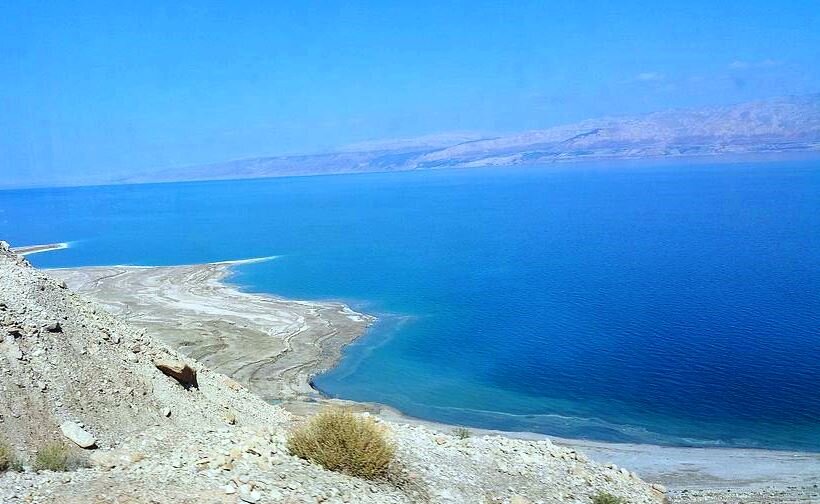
(41, 256, 820, 497)
(47, 259, 374, 401)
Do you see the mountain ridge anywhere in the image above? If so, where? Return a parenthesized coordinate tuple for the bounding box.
(121, 94, 820, 185)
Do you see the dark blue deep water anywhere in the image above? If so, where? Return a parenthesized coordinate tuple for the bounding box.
(2, 162, 819, 450)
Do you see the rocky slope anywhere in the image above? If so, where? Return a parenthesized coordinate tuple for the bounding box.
(0, 241, 664, 503)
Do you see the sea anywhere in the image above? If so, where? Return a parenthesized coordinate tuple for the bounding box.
(2, 161, 819, 451)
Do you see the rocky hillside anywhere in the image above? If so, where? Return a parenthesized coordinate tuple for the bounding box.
(0, 241, 664, 503)
(122, 94, 820, 185)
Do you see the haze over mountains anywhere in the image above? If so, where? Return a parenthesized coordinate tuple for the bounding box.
(122, 93, 819, 185)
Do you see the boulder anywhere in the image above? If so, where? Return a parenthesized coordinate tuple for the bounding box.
(44, 322, 62, 333)
(60, 421, 96, 448)
(154, 359, 198, 388)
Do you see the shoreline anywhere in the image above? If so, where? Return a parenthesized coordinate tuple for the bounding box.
(11, 242, 70, 255)
(354, 401, 820, 493)
(39, 255, 820, 497)
(47, 258, 374, 401)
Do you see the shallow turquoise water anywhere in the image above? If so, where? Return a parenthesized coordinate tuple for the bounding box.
(2, 162, 819, 450)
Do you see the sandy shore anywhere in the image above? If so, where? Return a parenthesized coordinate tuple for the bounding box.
(48, 259, 373, 401)
(45, 257, 820, 500)
(12, 242, 69, 255)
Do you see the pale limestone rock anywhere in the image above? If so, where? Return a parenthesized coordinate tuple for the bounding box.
(60, 421, 96, 448)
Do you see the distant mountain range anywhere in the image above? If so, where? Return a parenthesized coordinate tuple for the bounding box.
(124, 94, 820, 184)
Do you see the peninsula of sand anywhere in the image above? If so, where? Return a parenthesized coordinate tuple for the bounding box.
(12, 243, 820, 503)
(47, 258, 372, 402)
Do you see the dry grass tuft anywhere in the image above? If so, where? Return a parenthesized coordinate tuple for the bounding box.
(452, 427, 471, 439)
(33, 442, 86, 472)
(287, 408, 395, 480)
(592, 492, 626, 504)
(0, 438, 22, 472)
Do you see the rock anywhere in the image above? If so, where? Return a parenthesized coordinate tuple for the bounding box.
(154, 359, 198, 388)
(238, 484, 261, 503)
(44, 322, 62, 333)
(5, 340, 23, 360)
(651, 483, 668, 494)
(511, 496, 533, 504)
(224, 377, 243, 391)
(162, 407, 172, 418)
(89, 451, 119, 469)
(60, 421, 96, 448)
(224, 411, 237, 425)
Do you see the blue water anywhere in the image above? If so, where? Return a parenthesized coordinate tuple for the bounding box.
(2, 162, 819, 451)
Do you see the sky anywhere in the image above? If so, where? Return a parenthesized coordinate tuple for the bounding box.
(1, 1, 819, 187)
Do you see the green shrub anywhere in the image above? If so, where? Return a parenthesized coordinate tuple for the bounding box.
(452, 427, 471, 439)
(592, 492, 626, 504)
(0, 438, 22, 472)
(33, 442, 86, 472)
(287, 408, 395, 480)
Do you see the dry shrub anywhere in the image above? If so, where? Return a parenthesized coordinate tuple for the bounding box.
(592, 492, 626, 504)
(33, 442, 86, 472)
(452, 427, 471, 439)
(287, 408, 395, 479)
(0, 438, 22, 472)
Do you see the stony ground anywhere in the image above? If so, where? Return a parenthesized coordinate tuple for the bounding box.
(668, 488, 820, 504)
(0, 241, 665, 503)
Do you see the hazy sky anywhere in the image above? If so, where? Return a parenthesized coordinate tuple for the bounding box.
(2, 1, 819, 186)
